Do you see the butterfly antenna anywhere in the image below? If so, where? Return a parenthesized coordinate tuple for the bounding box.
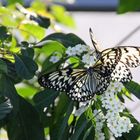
(89, 28, 101, 53)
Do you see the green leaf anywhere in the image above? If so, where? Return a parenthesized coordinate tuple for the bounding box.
(120, 124, 140, 140)
(50, 5, 75, 27)
(118, 0, 140, 13)
(33, 89, 58, 111)
(8, 0, 23, 5)
(14, 54, 38, 79)
(70, 114, 88, 140)
(0, 96, 12, 120)
(39, 40, 65, 56)
(124, 81, 140, 99)
(19, 23, 45, 40)
(0, 74, 19, 110)
(49, 94, 70, 140)
(57, 101, 74, 140)
(0, 59, 8, 74)
(21, 48, 34, 59)
(41, 56, 67, 73)
(83, 125, 95, 140)
(36, 32, 86, 48)
(119, 112, 140, 140)
(0, 26, 12, 42)
(7, 95, 45, 140)
(1, 58, 22, 83)
(16, 83, 38, 98)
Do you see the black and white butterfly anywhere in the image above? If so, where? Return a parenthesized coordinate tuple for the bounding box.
(38, 28, 140, 102)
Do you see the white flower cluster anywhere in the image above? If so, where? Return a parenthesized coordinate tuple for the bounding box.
(94, 109, 105, 140)
(66, 44, 97, 68)
(101, 81, 133, 137)
(49, 52, 62, 63)
(66, 44, 90, 56)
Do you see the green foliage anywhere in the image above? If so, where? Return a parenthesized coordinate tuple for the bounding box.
(0, 1, 140, 140)
(124, 81, 140, 99)
(0, 96, 12, 120)
(118, 0, 140, 13)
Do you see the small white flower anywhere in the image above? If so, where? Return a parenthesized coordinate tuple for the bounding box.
(66, 47, 76, 56)
(49, 56, 60, 63)
(82, 53, 90, 63)
(75, 44, 84, 54)
(82, 53, 97, 67)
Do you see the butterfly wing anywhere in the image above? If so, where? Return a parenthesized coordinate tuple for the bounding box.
(94, 46, 140, 81)
(38, 68, 98, 101)
(100, 46, 140, 68)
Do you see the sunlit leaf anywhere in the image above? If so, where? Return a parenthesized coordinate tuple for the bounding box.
(124, 81, 140, 99)
(19, 23, 45, 40)
(16, 83, 38, 98)
(38, 40, 65, 56)
(50, 5, 75, 27)
(8, 0, 23, 5)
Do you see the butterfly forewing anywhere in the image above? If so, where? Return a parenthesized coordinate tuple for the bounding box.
(118, 46, 140, 67)
(101, 46, 140, 68)
(38, 68, 97, 101)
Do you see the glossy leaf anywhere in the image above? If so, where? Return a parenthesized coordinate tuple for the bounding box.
(36, 33, 86, 48)
(0, 74, 19, 109)
(7, 95, 45, 140)
(16, 83, 37, 98)
(0, 59, 8, 74)
(124, 81, 140, 99)
(0, 96, 13, 120)
(1, 58, 21, 83)
(49, 94, 70, 140)
(33, 89, 58, 111)
(39, 40, 65, 56)
(83, 126, 95, 140)
(21, 48, 34, 59)
(57, 101, 73, 140)
(70, 114, 88, 140)
(14, 54, 38, 79)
